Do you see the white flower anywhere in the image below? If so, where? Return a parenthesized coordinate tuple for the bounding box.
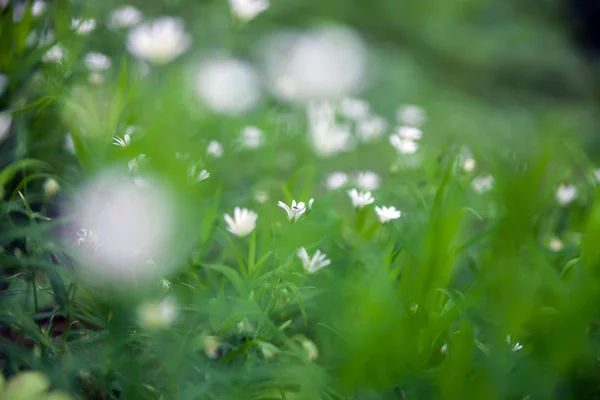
(43, 178, 60, 198)
(375, 205, 401, 223)
(339, 97, 369, 120)
(397, 104, 425, 127)
(356, 115, 387, 142)
(32, 1, 46, 16)
(126, 17, 191, 64)
(278, 200, 307, 221)
(262, 26, 366, 102)
(347, 188, 374, 209)
(296, 335, 319, 360)
(308, 198, 314, 210)
(229, 0, 269, 21)
(297, 247, 331, 273)
(84, 52, 112, 71)
(112, 133, 131, 147)
(471, 175, 494, 193)
(549, 237, 563, 252)
(355, 171, 380, 191)
(556, 184, 576, 206)
(240, 126, 264, 149)
(224, 207, 258, 237)
(308, 105, 352, 157)
(188, 163, 210, 182)
(195, 57, 260, 115)
(462, 158, 476, 172)
(203, 336, 220, 359)
(108, 5, 142, 29)
(0, 112, 11, 141)
(506, 335, 523, 352)
(43, 45, 64, 63)
(72, 18, 96, 35)
(137, 297, 177, 330)
(254, 190, 269, 204)
(325, 171, 348, 190)
(390, 134, 418, 154)
(395, 126, 422, 141)
(207, 140, 224, 157)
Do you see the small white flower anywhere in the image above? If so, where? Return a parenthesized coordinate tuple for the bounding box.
(556, 184, 576, 206)
(137, 297, 177, 330)
(295, 334, 319, 360)
(0, 112, 11, 141)
(32, 0, 46, 16)
(278, 200, 307, 221)
(229, 0, 269, 21)
(258, 341, 278, 360)
(355, 171, 380, 191)
(108, 5, 142, 29)
(308, 198, 314, 210)
(471, 175, 494, 193)
(188, 163, 210, 182)
(462, 158, 476, 172)
(339, 97, 370, 120)
(347, 188, 374, 209)
(240, 126, 264, 149)
(126, 17, 191, 64)
(375, 205, 402, 223)
(195, 57, 261, 115)
(43, 45, 64, 63)
(397, 104, 425, 127)
(224, 207, 258, 237)
(112, 133, 131, 147)
(356, 115, 387, 142)
(440, 344, 448, 354)
(549, 237, 563, 252)
(506, 335, 523, 352)
(395, 126, 422, 141)
(43, 178, 60, 198)
(297, 247, 331, 273)
(207, 140, 224, 157)
(254, 190, 269, 204)
(203, 336, 220, 359)
(325, 171, 348, 190)
(84, 52, 112, 71)
(390, 134, 418, 154)
(72, 18, 96, 35)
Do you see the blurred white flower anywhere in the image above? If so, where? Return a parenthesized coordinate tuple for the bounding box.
(297, 247, 331, 273)
(137, 297, 177, 330)
(296, 335, 319, 360)
(549, 237, 563, 252)
(347, 188, 374, 209)
(0, 112, 11, 141)
(390, 134, 418, 154)
(397, 104, 425, 127)
(262, 26, 366, 101)
(88, 72, 104, 85)
(229, 0, 269, 21)
(471, 175, 494, 193)
(325, 171, 348, 190)
(224, 207, 258, 237)
(355, 171, 380, 191)
(462, 157, 476, 172)
(188, 163, 210, 182)
(43, 45, 64, 63)
(308, 198, 315, 210)
(240, 126, 264, 149)
(32, 1, 46, 16)
(395, 126, 422, 141)
(72, 18, 96, 35)
(195, 57, 260, 115)
(339, 97, 369, 120)
(254, 190, 269, 203)
(68, 171, 175, 284)
(108, 5, 142, 29)
(556, 184, 576, 206)
(375, 205, 401, 223)
(207, 140, 224, 157)
(594, 169, 600, 182)
(43, 178, 60, 198)
(203, 336, 220, 359)
(310, 123, 352, 158)
(64, 133, 75, 153)
(356, 115, 387, 142)
(258, 341, 278, 360)
(278, 200, 307, 221)
(84, 52, 112, 71)
(112, 133, 131, 147)
(127, 17, 191, 64)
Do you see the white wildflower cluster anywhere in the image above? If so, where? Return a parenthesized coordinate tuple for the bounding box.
(389, 104, 425, 156)
(187, 161, 210, 183)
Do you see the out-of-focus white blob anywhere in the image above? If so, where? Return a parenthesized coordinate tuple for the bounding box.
(43, 45, 65, 63)
(0, 0, 8, 10)
(32, 1, 46, 16)
(325, 171, 348, 190)
(64, 133, 75, 153)
(207, 140, 223, 157)
(88, 73, 104, 85)
(389, 134, 418, 155)
(356, 115, 387, 142)
(71, 18, 96, 35)
(68, 171, 176, 285)
(261, 26, 367, 102)
(195, 57, 260, 115)
(397, 104, 426, 127)
(84, 52, 112, 71)
(126, 17, 191, 65)
(0, 112, 11, 141)
(137, 297, 177, 330)
(339, 97, 370, 120)
(556, 183, 576, 206)
(355, 171, 380, 191)
(240, 126, 264, 149)
(471, 175, 494, 193)
(108, 5, 142, 29)
(395, 126, 422, 141)
(229, 0, 269, 21)
(306, 100, 351, 157)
